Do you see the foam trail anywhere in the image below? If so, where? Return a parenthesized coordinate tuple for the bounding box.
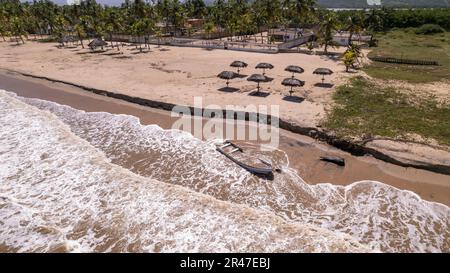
(0, 90, 370, 253)
(5, 90, 450, 252)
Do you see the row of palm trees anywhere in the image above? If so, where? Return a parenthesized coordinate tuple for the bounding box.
(0, 0, 376, 53)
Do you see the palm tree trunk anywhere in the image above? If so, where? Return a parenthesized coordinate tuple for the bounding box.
(78, 32, 84, 48)
(259, 27, 263, 44)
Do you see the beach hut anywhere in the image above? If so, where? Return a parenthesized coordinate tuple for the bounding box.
(230, 61, 248, 75)
(218, 71, 239, 87)
(58, 36, 75, 47)
(255, 63, 274, 76)
(313, 68, 333, 84)
(282, 78, 305, 96)
(285, 65, 305, 78)
(88, 38, 108, 50)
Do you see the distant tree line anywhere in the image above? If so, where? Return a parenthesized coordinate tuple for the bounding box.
(0, 0, 449, 46)
(333, 7, 450, 31)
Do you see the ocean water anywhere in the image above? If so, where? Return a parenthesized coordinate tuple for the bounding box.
(1, 90, 449, 252)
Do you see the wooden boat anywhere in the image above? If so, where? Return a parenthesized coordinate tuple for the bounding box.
(216, 141, 273, 176)
(320, 156, 345, 166)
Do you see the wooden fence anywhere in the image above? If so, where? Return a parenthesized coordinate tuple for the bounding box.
(369, 56, 439, 66)
(108, 35, 279, 54)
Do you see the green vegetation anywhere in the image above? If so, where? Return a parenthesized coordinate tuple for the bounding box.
(334, 8, 450, 31)
(323, 77, 450, 146)
(1, 0, 449, 47)
(415, 24, 445, 35)
(364, 29, 450, 83)
(317, 0, 450, 9)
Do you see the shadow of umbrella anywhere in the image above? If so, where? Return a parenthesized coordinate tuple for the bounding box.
(313, 68, 333, 84)
(217, 71, 239, 88)
(247, 74, 272, 96)
(282, 96, 305, 103)
(282, 78, 305, 97)
(255, 63, 274, 76)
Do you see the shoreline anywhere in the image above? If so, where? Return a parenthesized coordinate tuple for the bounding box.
(1, 70, 449, 206)
(3, 67, 450, 176)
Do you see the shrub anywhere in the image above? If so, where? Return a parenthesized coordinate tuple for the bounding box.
(415, 24, 445, 35)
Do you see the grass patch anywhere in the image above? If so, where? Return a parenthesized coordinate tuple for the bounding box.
(364, 30, 450, 83)
(323, 77, 450, 146)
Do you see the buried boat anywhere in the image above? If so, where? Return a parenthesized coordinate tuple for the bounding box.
(216, 141, 274, 176)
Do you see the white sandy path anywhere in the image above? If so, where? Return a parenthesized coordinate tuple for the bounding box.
(0, 41, 348, 127)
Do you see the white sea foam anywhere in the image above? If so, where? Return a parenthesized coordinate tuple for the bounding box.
(0, 90, 370, 253)
(2, 90, 450, 252)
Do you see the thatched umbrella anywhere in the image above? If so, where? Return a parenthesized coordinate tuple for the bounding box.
(59, 36, 75, 46)
(313, 68, 333, 84)
(285, 65, 305, 78)
(282, 78, 305, 96)
(247, 74, 270, 94)
(218, 71, 239, 87)
(230, 61, 248, 75)
(88, 38, 108, 50)
(255, 63, 274, 75)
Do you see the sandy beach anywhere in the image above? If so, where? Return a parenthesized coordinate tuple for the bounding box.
(0, 41, 344, 127)
(1, 71, 449, 207)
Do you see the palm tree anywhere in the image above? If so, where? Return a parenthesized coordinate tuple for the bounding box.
(155, 28, 163, 47)
(345, 13, 363, 46)
(103, 9, 124, 49)
(250, 0, 268, 44)
(53, 14, 69, 46)
(210, 0, 226, 40)
(364, 9, 382, 32)
(264, 0, 282, 44)
(74, 23, 87, 48)
(11, 16, 27, 44)
(318, 12, 339, 54)
(131, 18, 151, 52)
(203, 21, 215, 39)
(0, 9, 9, 41)
(293, 0, 316, 26)
(342, 50, 356, 72)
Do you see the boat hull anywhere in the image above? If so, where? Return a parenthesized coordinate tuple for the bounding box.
(216, 142, 273, 176)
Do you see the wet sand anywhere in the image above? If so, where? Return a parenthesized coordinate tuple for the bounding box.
(1, 70, 449, 206)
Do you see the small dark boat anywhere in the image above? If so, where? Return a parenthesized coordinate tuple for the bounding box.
(320, 156, 345, 166)
(216, 141, 273, 176)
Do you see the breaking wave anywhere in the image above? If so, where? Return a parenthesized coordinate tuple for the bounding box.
(1, 90, 449, 252)
(0, 90, 368, 252)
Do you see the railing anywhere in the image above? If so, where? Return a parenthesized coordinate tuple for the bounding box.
(108, 35, 279, 54)
(277, 34, 314, 50)
(369, 56, 439, 66)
